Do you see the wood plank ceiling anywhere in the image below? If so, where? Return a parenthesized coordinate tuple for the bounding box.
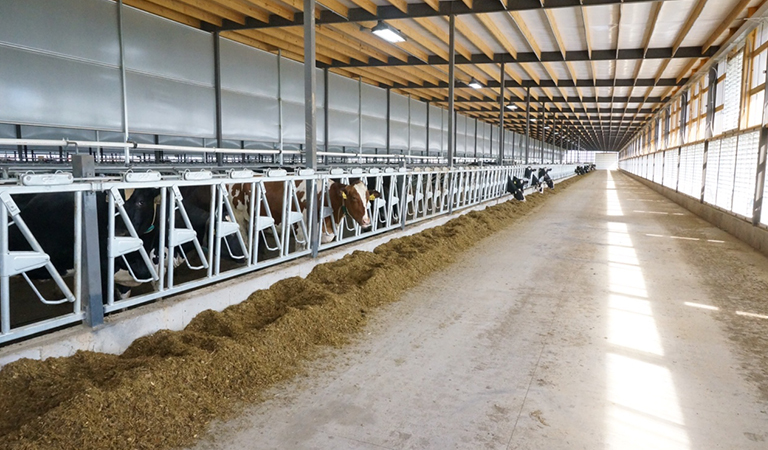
(118, 0, 764, 151)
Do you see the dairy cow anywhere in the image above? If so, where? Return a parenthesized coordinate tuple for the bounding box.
(506, 176, 528, 201)
(7, 188, 160, 299)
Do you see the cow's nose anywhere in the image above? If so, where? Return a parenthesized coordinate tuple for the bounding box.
(362, 217, 372, 228)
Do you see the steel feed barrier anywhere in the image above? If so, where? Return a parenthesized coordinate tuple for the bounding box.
(0, 164, 578, 344)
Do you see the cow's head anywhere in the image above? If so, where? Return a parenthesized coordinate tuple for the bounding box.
(524, 166, 534, 178)
(325, 181, 375, 242)
(506, 176, 527, 201)
(119, 188, 161, 236)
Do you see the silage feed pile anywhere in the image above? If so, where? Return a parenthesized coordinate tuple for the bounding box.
(0, 175, 586, 450)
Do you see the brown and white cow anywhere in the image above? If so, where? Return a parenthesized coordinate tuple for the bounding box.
(225, 178, 376, 246)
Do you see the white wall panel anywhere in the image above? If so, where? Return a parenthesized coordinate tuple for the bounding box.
(328, 74, 360, 147)
(281, 64, 324, 144)
(389, 93, 409, 150)
(124, 7, 213, 86)
(361, 83, 386, 148)
(678, 145, 693, 196)
(704, 139, 721, 205)
(0, 0, 119, 65)
(220, 39, 277, 99)
(220, 39, 279, 141)
(409, 98, 427, 151)
(455, 115, 467, 154)
(428, 105, 443, 152)
(328, 73, 359, 114)
(0, 46, 123, 130)
(361, 117, 386, 148)
(732, 131, 759, 217)
(0, 0, 123, 131)
(466, 117, 477, 156)
(716, 136, 737, 210)
(126, 72, 215, 137)
(723, 52, 743, 133)
(663, 149, 678, 189)
(221, 91, 279, 142)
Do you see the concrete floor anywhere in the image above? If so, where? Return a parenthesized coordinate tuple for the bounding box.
(190, 171, 768, 450)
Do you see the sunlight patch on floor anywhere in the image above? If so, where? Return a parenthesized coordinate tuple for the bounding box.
(605, 172, 690, 450)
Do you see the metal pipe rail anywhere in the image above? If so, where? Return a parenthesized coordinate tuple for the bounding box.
(0, 164, 579, 345)
(2, 138, 450, 165)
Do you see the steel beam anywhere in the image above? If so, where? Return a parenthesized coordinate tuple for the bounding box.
(389, 77, 687, 90)
(447, 95, 666, 104)
(330, 47, 717, 68)
(459, 107, 656, 114)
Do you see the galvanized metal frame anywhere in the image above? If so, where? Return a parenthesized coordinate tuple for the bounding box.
(0, 163, 577, 344)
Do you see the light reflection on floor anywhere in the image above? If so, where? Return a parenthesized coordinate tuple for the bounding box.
(605, 171, 690, 450)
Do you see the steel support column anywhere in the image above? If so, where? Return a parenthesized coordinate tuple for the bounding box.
(323, 67, 329, 161)
(278, 51, 285, 165)
(386, 87, 391, 154)
(447, 14, 455, 168)
(498, 63, 505, 165)
(304, 0, 319, 257)
(426, 101, 430, 157)
(753, 53, 768, 226)
(447, 14, 456, 214)
(214, 31, 224, 166)
(702, 67, 718, 202)
(73, 155, 104, 327)
(525, 87, 531, 164)
(117, 0, 129, 164)
(539, 111, 545, 163)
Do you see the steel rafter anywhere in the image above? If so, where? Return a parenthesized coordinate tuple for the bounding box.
(327, 46, 718, 68)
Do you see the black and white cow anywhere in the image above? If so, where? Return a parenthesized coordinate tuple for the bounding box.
(537, 168, 554, 190)
(575, 164, 596, 175)
(524, 166, 543, 193)
(8, 188, 160, 299)
(506, 176, 528, 201)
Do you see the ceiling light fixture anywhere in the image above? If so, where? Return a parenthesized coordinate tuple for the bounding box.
(371, 21, 406, 43)
(468, 78, 483, 89)
(506, 103, 518, 110)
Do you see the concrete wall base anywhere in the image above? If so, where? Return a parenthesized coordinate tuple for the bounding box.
(0, 175, 575, 367)
(622, 170, 768, 258)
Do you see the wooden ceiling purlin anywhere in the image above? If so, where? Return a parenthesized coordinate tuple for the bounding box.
(621, 0, 662, 148)
(541, 7, 599, 150)
(637, 0, 708, 133)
